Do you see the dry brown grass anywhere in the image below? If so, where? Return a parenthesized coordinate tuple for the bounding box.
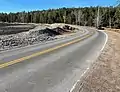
(105, 28, 120, 33)
(79, 29, 120, 92)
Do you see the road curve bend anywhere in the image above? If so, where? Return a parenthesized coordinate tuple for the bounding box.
(0, 28, 107, 92)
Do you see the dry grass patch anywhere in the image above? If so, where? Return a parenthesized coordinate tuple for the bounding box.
(79, 29, 120, 92)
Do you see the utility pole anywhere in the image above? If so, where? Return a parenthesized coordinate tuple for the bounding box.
(97, 6, 100, 28)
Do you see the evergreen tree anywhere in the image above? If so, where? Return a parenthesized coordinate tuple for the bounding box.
(0, 7, 120, 28)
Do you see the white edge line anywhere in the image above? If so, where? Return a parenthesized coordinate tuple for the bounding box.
(69, 80, 80, 92)
(69, 30, 108, 92)
(99, 30, 108, 52)
(69, 67, 90, 92)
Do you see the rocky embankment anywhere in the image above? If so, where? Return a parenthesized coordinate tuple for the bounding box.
(0, 23, 78, 51)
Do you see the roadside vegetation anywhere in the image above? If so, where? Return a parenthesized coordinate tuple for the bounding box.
(0, 23, 35, 35)
(79, 29, 120, 92)
(0, 6, 120, 29)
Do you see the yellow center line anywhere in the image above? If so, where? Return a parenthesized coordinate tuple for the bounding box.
(0, 32, 94, 69)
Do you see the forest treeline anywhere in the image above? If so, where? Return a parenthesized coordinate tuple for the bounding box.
(0, 6, 120, 28)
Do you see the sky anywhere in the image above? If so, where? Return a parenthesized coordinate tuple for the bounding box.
(0, 0, 117, 13)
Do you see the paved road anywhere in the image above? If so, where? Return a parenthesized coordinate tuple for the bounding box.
(0, 27, 107, 92)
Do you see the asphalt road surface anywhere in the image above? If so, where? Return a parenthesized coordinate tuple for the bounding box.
(0, 27, 107, 92)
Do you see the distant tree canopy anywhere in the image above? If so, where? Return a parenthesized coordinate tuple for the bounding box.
(0, 6, 120, 28)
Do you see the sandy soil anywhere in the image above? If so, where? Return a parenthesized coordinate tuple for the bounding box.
(79, 29, 120, 92)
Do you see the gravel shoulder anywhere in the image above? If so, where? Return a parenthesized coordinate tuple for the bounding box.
(79, 30, 120, 92)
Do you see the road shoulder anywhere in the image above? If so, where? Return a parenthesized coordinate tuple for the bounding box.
(79, 30, 120, 92)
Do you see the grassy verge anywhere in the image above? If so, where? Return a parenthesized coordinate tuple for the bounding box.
(79, 29, 120, 92)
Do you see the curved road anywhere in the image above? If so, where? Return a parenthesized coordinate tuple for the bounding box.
(0, 27, 107, 92)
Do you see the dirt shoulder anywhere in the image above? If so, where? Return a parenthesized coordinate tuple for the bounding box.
(79, 30, 120, 92)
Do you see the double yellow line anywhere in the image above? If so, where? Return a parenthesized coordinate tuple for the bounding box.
(0, 32, 94, 69)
